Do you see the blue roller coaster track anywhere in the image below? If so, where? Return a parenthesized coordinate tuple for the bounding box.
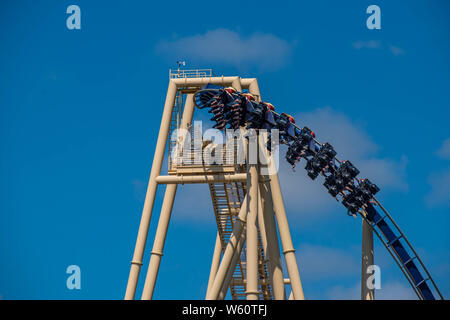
(194, 84, 444, 300)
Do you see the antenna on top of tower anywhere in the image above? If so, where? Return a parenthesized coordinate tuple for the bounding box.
(177, 60, 186, 70)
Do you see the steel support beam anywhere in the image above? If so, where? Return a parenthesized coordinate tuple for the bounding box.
(139, 93, 196, 300)
(206, 233, 222, 298)
(246, 148, 259, 300)
(141, 183, 177, 300)
(125, 80, 177, 300)
(155, 173, 247, 184)
(247, 78, 304, 300)
(361, 218, 375, 300)
(259, 180, 286, 300)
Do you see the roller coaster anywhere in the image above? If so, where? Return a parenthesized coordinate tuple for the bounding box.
(125, 71, 444, 300)
(193, 84, 444, 300)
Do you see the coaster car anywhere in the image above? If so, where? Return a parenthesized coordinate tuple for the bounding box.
(305, 142, 336, 180)
(194, 85, 381, 214)
(285, 127, 316, 166)
(276, 113, 296, 143)
(342, 178, 380, 213)
(324, 160, 359, 197)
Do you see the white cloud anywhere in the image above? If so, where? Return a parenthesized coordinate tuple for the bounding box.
(295, 108, 408, 190)
(352, 41, 405, 56)
(425, 167, 450, 207)
(352, 40, 381, 50)
(295, 107, 378, 160)
(326, 281, 417, 300)
(296, 244, 359, 280)
(389, 45, 405, 56)
(424, 138, 450, 207)
(357, 156, 408, 191)
(436, 138, 450, 160)
(279, 107, 408, 218)
(172, 183, 216, 222)
(278, 153, 339, 217)
(293, 242, 420, 300)
(156, 28, 294, 71)
(375, 281, 417, 300)
(326, 282, 361, 300)
(131, 178, 147, 201)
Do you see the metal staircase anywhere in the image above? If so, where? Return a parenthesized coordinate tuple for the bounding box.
(168, 90, 183, 171)
(209, 182, 247, 299)
(208, 180, 273, 300)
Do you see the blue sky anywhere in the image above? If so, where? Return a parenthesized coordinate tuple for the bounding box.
(0, 0, 449, 299)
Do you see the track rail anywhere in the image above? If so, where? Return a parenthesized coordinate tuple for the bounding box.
(361, 199, 443, 300)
